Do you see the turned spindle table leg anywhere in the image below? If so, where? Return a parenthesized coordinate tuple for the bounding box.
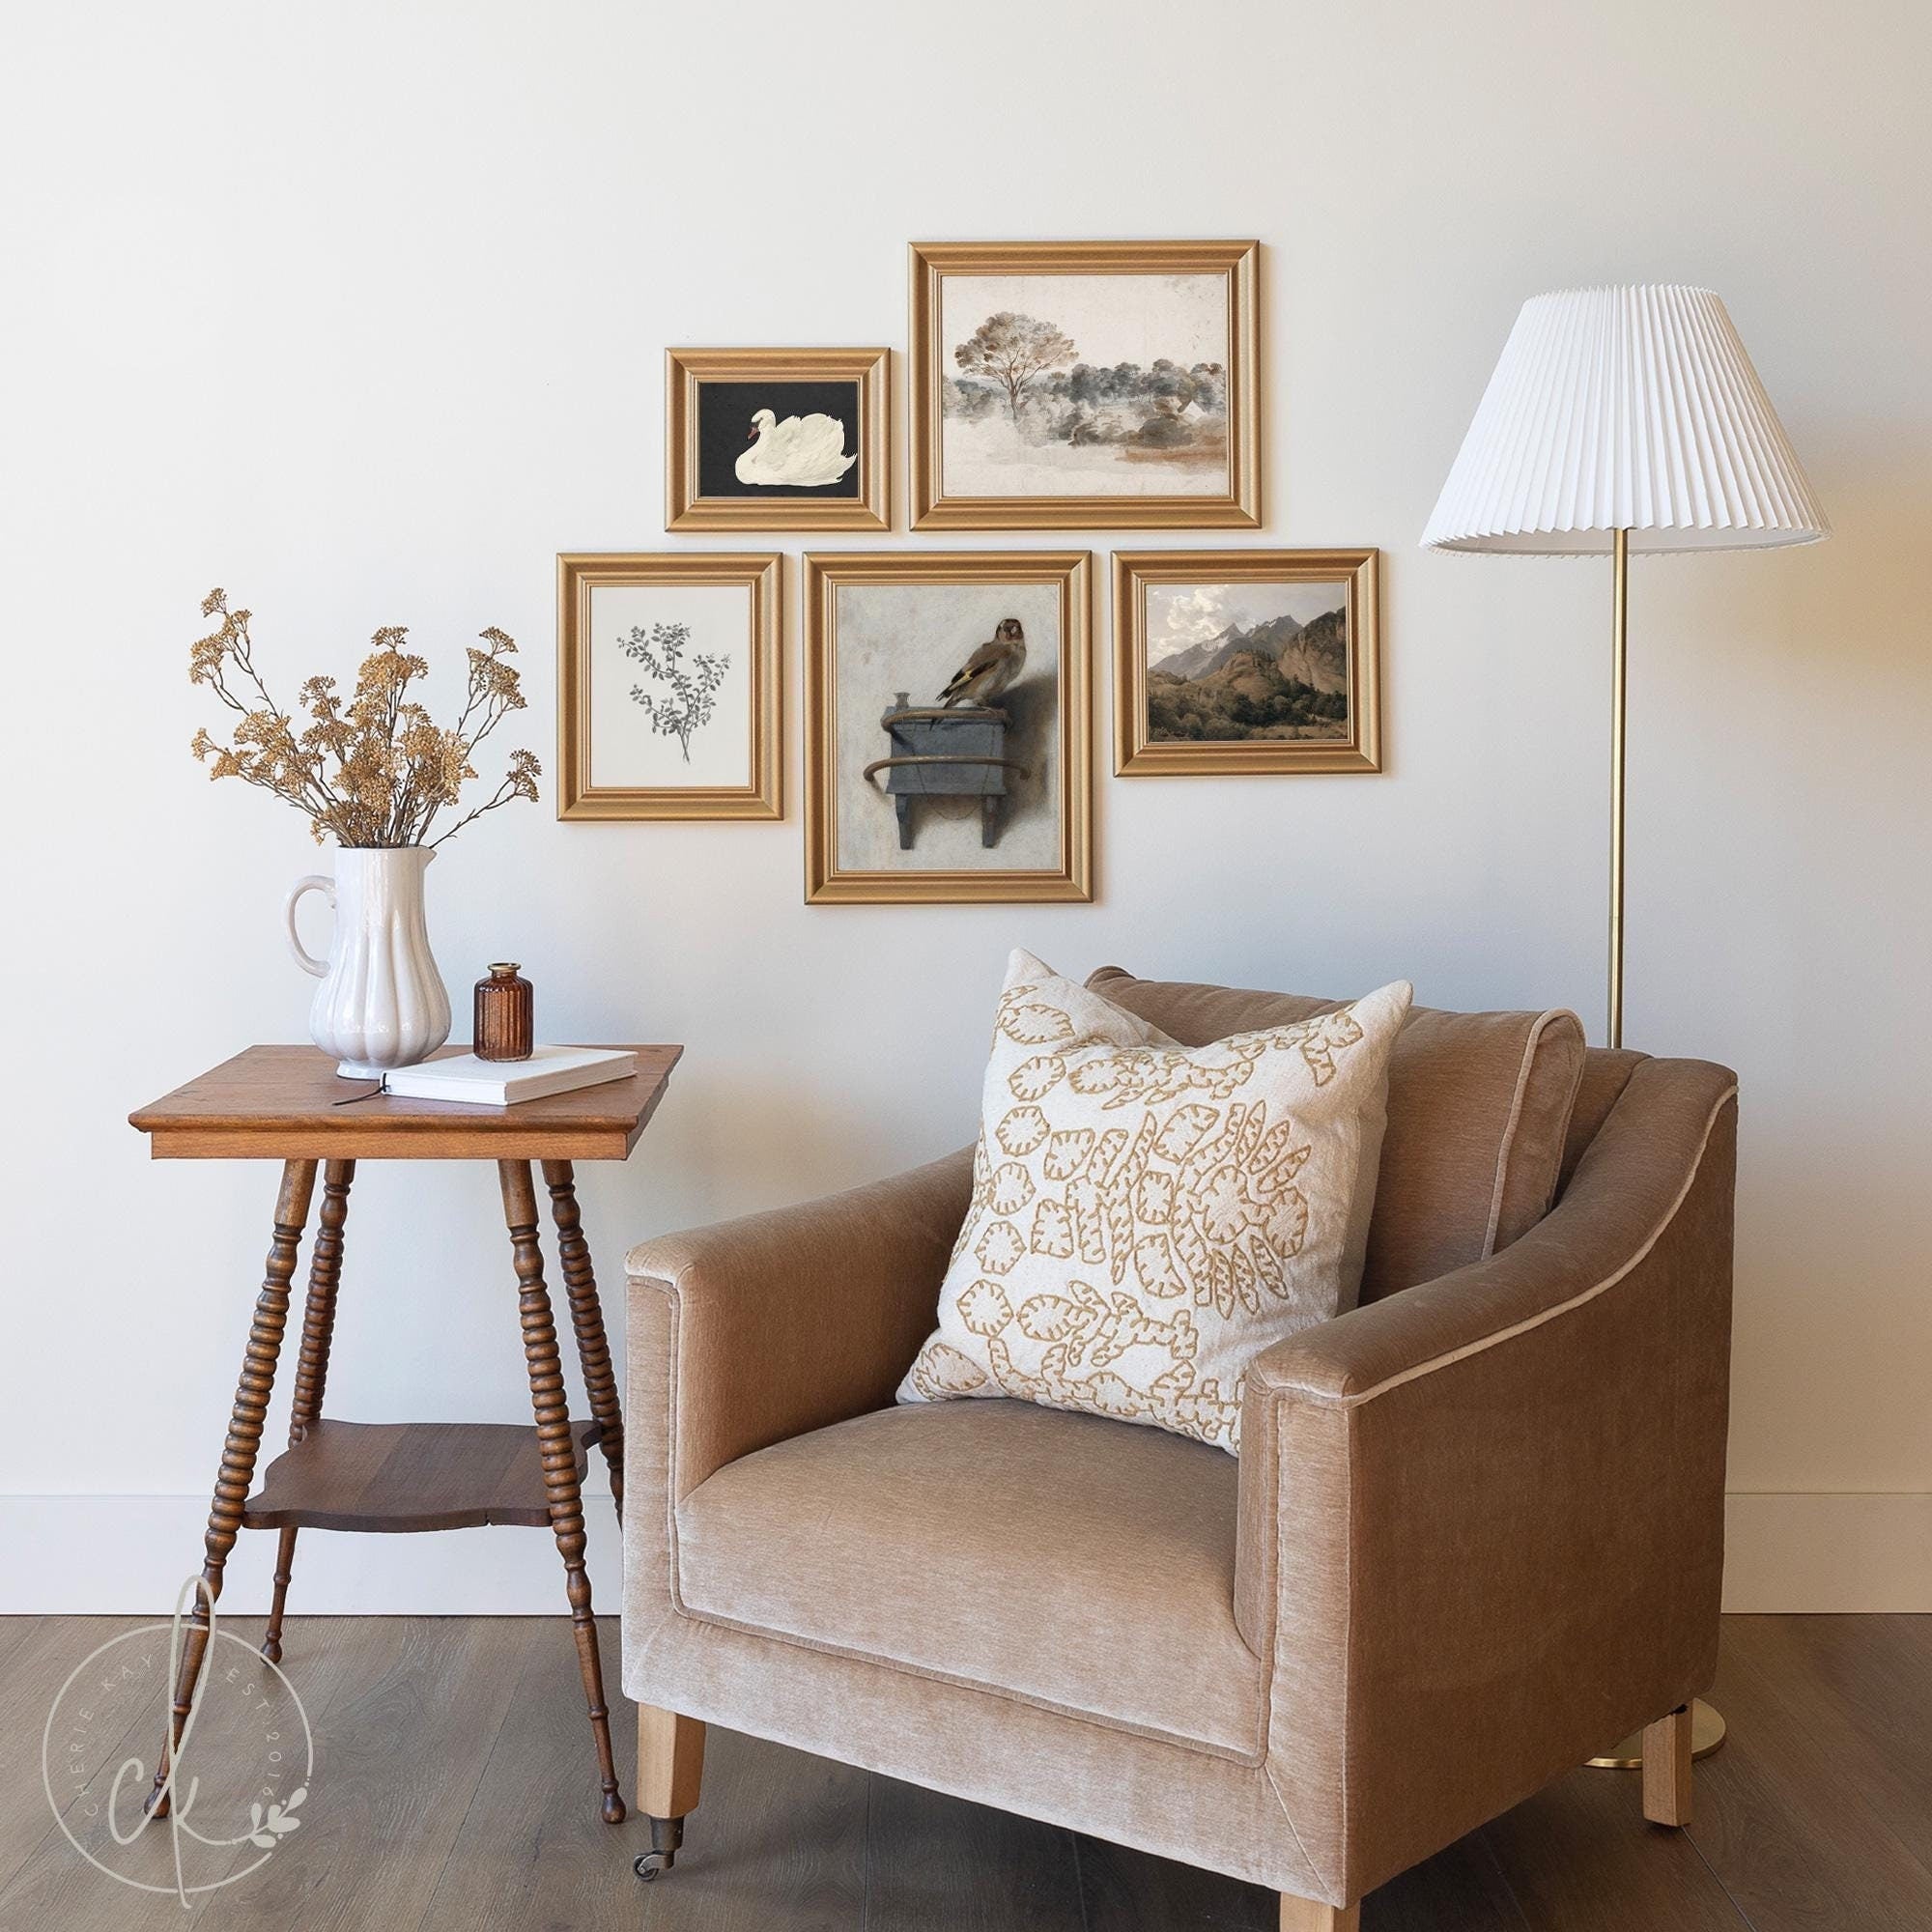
(262, 1158, 354, 1663)
(542, 1159, 625, 1520)
(500, 1158, 626, 1825)
(148, 1157, 317, 1818)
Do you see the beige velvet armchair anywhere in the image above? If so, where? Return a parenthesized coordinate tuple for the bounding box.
(620, 973, 1739, 1928)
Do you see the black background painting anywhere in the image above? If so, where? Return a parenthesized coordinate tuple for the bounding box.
(696, 380, 863, 498)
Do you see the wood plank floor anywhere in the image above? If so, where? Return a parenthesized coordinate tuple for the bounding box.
(2, 1614, 1927, 1929)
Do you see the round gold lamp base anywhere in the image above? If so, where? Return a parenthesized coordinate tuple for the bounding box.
(1587, 1698, 1726, 1770)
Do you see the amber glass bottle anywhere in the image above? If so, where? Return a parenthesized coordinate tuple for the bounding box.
(473, 962, 534, 1061)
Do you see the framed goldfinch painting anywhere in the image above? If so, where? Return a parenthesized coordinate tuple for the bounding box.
(803, 552, 1093, 903)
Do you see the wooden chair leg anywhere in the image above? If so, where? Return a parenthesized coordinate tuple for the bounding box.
(500, 1158, 625, 1826)
(1281, 1896, 1358, 1931)
(148, 1158, 317, 1816)
(1642, 1703, 1694, 1826)
(263, 1158, 354, 1662)
(635, 1705, 704, 1880)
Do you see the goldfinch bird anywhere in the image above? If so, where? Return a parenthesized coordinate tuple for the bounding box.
(936, 618, 1027, 707)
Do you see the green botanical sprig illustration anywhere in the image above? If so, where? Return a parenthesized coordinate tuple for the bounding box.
(619, 620, 730, 763)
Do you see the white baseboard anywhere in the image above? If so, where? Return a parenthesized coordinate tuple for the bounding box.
(1721, 1492, 1932, 1611)
(1, 1491, 1924, 1615)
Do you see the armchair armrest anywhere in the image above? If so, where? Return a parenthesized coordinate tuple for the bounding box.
(626, 1147, 974, 1499)
(1240, 1056, 1737, 1905)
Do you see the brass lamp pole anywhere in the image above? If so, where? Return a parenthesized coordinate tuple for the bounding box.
(1608, 527, 1628, 1048)
(1424, 285, 1831, 1775)
(1585, 526, 1731, 1766)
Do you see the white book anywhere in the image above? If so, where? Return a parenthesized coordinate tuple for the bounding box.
(381, 1045, 637, 1107)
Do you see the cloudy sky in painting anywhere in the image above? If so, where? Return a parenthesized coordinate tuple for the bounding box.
(943, 271, 1226, 372)
(1146, 581, 1348, 664)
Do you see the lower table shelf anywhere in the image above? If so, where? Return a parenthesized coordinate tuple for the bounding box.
(242, 1418, 604, 1533)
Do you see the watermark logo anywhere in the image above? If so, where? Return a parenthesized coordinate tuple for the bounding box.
(41, 1578, 315, 1905)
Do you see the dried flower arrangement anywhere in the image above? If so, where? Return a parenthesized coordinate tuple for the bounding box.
(188, 588, 541, 846)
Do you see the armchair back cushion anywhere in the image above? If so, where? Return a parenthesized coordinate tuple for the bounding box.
(1087, 969, 1587, 1300)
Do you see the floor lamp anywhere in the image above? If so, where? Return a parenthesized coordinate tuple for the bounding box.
(1422, 284, 1829, 1765)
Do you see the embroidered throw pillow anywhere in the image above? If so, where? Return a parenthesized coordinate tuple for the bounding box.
(898, 952, 1412, 1453)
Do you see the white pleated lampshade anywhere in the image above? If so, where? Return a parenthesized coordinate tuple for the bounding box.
(1422, 285, 1829, 554)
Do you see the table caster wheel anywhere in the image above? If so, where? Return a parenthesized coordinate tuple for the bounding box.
(633, 1815, 683, 1882)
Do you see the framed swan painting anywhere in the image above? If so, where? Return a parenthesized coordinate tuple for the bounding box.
(666, 347, 890, 531)
(909, 241, 1260, 529)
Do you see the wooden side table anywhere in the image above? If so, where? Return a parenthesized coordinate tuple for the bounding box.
(129, 1042, 681, 1825)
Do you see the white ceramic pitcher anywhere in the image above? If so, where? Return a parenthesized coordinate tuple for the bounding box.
(284, 847, 452, 1078)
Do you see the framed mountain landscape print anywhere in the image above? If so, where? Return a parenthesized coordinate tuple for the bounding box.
(909, 241, 1259, 529)
(1113, 549, 1380, 775)
(556, 552, 782, 818)
(666, 347, 890, 531)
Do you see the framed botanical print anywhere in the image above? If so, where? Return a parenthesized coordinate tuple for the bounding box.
(665, 347, 890, 531)
(803, 551, 1093, 903)
(556, 552, 782, 819)
(1114, 550, 1381, 775)
(909, 241, 1259, 530)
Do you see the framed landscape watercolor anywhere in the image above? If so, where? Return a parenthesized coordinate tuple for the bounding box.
(909, 241, 1259, 529)
(803, 551, 1093, 902)
(557, 552, 782, 819)
(666, 347, 890, 531)
(1113, 550, 1380, 775)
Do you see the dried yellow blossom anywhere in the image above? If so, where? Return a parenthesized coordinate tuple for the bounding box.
(185, 591, 537, 848)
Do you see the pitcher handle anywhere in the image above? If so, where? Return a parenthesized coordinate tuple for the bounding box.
(284, 875, 334, 978)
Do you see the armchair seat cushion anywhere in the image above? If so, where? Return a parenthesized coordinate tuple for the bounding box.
(672, 1398, 1264, 1759)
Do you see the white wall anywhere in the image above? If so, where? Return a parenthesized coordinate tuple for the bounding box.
(2, 0, 1926, 1614)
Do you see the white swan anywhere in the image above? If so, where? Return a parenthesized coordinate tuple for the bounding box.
(735, 408, 857, 488)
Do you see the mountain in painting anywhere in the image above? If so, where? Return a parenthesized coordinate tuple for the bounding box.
(1147, 606, 1350, 743)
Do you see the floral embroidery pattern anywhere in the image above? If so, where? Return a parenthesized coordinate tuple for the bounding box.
(901, 953, 1411, 1452)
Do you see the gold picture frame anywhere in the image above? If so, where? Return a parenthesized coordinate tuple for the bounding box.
(909, 241, 1260, 530)
(804, 551, 1093, 903)
(666, 347, 890, 531)
(1114, 549, 1381, 776)
(557, 552, 782, 820)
